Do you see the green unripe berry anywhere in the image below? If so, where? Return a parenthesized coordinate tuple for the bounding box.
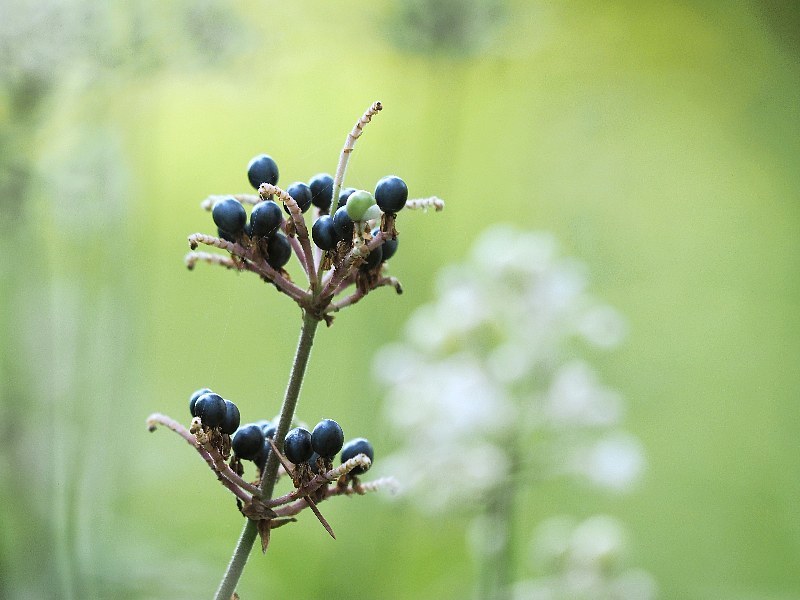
(345, 190, 377, 222)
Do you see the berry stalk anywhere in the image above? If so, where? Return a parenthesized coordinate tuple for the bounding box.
(214, 310, 320, 600)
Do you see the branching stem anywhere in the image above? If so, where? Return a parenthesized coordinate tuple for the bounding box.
(214, 311, 320, 600)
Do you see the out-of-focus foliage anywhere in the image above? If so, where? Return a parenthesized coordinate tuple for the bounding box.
(1, 0, 799, 599)
(375, 226, 649, 596)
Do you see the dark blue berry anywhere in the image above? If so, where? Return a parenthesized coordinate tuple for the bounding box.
(312, 215, 337, 251)
(307, 451, 322, 474)
(213, 198, 247, 235)
(232, 424, 264, 461)
(217, 227, 236, 243)
(338, 187, 356, 209)
(247, 154, 279, 190)
(372, 227, 398, 261)
(284, 427, 313, 464)
(375, 175, 408, 213)
(261, 422, 277, 440)
(266, 231, 291, 269)
(311, 419, 344, 459)
(254, 442, 271, 469)
(221, 400, 241, 435)
(332, 206, 354, 241)
(309, 173, 334, 211)
(250, 200, 283, 237)
(340, 438, 374, 475)
(194, 393, 226, 428)
(285, 182, 313, 214)
(359, 243, 383, 271)
(189, 388, 212, 417)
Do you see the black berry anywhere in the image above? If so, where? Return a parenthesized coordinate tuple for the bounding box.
(232, 424, 264, 461)
(212, 197, 247, 234)
(247, 154, 279, 190)
(375, 175, 408, 213)
(338, 187, 356, 209)
(250, 200, 283, 237)
(262, 422, 277, 440)
(332, 206, 354, 241)
(285, 182, 313, 214)
(194, 393, 226, 428)
(308, 173, 334, 211)
(266, 231, 292, 269)
(359, 243, 383, 271)
(340, 438, 374, 475)
(312, 215, 337, 251)
(307, 451, 322, 474)
(217, 227, 236, 243)
(254, 442, 271, 470)
(284, 427, 313, 464)
(221, 400, 241, 435)
(189, 388, 212, 417)
(311, 419, 345, 459)
(372, 227, 398, 261)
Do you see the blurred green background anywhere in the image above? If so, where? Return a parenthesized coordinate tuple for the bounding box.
(1, 0, 798, 598)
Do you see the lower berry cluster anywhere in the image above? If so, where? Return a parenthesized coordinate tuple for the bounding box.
(148, 387, 378, 550)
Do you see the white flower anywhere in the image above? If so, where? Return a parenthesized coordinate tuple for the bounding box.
(376, 225, 642, 507)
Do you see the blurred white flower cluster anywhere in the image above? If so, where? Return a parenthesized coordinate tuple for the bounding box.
(513, 515, 657, 600)
(375, 225, 643, 510)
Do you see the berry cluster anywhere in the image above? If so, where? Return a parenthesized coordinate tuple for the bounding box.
(186, 389, 374, 485)
(151, 104, 433, 578)
(186, 102, 443, 324)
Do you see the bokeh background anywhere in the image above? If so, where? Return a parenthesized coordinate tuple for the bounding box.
(1, 1, 798, 598)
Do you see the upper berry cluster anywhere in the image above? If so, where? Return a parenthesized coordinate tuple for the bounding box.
(186, 102, 443, 325)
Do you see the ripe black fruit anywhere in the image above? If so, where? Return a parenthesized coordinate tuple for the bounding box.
(221, 400, 240, 435)
(308, 173, 334, 211)
(312, 215, 337, 251)
(189, 388, 212, 417)
(332, 206, 354, 241)
(250, 200, 283, 237)
(340, 438, 374, 475)
(284, 427, 313, 464)
(286, 182, 313, 214)
(266, 232, 291, 269)
(374, 175, 408, 213)
(311, 419, 345, 459)
(194, 393, 226, 428)
(212, 198, 247, 234)
(247, 154, 279, 190)
(232, 424, 264, 461)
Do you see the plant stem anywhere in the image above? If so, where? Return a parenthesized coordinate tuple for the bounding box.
(214, 311, 320, 600)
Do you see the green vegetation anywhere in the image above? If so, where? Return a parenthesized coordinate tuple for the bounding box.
(1, 1, 798, 598)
